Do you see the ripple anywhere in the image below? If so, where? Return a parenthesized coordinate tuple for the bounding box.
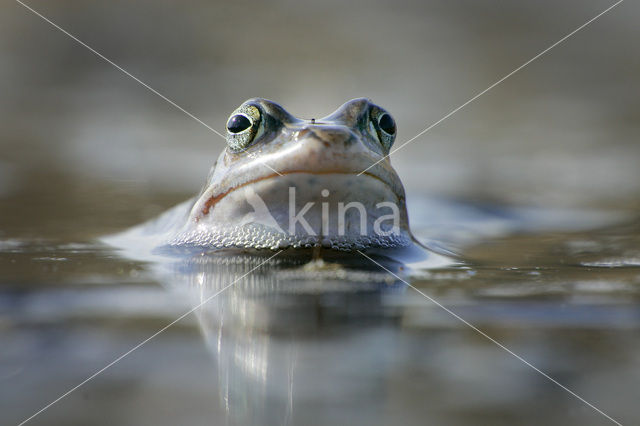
(581, 258, 640, 268)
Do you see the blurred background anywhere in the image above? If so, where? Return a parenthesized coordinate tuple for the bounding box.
(1, 1, 639, 425)
(1, 0, 639, 241)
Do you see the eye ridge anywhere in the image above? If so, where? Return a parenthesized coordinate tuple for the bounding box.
(227, 114, 252, 134)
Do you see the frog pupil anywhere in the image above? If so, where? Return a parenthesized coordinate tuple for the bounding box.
(378, 113, 395, 135)
(227, 115, 252, 133)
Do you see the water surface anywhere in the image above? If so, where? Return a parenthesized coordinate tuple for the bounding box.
(1, 181, 639, 425)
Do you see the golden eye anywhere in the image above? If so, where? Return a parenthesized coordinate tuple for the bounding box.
(225, 104, 261, 152)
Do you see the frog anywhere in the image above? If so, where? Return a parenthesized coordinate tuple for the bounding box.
(172, 97, 412, 249)
(105, 98, 450, 263)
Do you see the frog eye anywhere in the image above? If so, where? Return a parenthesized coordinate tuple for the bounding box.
(227, 114, 251, 133)
(378, 113, 396, 136)
(225, 104, 262, 152)
(370, 107, 396, 150)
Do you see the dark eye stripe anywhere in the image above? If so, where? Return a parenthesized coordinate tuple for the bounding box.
(378, 113, 396, 135)
(227, 114, 252, 133)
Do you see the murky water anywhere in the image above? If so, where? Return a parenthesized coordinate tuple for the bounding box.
(2, 185, 639, 425)
(2, 0, 640, 425)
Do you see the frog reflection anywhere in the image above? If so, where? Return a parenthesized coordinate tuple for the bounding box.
(174, 251, 405, 426)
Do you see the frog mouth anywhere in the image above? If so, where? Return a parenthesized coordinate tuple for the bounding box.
(197, 169, 403, 219)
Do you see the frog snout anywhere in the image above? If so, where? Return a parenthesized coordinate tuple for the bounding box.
(295, 125, 358, 149)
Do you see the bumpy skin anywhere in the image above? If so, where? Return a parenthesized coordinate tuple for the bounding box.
(168, 98, 412, 250)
